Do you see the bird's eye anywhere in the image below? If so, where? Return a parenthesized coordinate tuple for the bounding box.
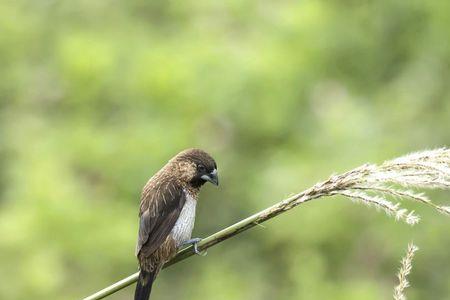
(198, 165, 206, 172)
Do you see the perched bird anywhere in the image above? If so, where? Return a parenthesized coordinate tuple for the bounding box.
(134, 148, 219, 300)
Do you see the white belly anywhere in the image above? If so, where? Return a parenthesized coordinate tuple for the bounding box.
(171, 192, 197, 246)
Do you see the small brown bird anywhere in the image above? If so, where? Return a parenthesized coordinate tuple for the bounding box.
(134, 148, 218, 300)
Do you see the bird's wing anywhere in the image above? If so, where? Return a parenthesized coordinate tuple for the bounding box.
(136, 181, 186, 257)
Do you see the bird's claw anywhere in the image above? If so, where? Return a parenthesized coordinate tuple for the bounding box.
(181, 238, 207, 256)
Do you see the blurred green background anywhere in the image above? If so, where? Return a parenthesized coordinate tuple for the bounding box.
(1, 1, 449, 299)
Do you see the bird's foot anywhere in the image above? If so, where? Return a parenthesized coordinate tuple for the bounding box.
(181, 238, 207, 256)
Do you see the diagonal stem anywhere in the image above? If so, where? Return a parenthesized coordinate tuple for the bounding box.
(82, 190, 326, 300)
(82, 148, 450, 300)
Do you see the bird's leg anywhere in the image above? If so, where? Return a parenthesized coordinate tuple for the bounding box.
(181, 238, 207, 256)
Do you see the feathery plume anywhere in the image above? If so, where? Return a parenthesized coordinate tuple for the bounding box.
(288, 148, 450, 225)
(393, 243, 419, 300)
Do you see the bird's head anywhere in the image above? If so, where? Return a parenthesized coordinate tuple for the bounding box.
(171, 148, 218, 188)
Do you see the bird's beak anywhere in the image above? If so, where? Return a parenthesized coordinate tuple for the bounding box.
(201, 169, 219, 186)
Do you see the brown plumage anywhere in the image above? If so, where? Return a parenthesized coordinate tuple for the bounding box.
(135, 149, 218, 300)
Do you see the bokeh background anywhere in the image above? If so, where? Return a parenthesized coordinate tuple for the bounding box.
(1, 1, 449, 299)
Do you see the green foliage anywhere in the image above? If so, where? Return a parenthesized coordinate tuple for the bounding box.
(0, 1, 449, 299)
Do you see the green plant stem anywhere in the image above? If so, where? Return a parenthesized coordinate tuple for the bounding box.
(83, 188, 321, 300)
(83, 148, 450, 300)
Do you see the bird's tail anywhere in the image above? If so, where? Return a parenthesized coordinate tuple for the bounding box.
(134, 269, 156, 300)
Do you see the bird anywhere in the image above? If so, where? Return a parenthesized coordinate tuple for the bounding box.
(134, 148, 219, 300)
